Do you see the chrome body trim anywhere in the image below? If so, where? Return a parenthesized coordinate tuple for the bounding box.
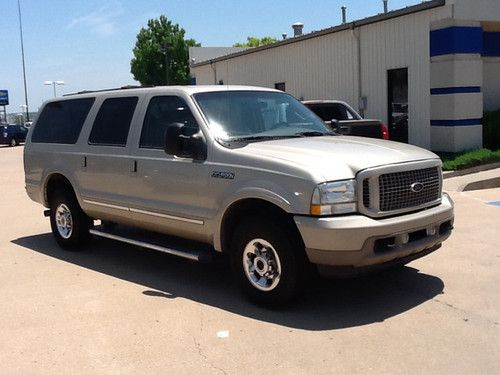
(129, 207, 204, 225)
(83, 199, 128, 211)
(83, 199, 204, 225)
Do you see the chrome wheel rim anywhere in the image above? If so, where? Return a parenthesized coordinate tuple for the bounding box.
(55, 203, 73, 239)
(10, 139, 16, 146)
(242, 238, 282, 292)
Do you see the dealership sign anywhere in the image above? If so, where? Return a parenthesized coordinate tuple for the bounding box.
(0, 90, 8, 106)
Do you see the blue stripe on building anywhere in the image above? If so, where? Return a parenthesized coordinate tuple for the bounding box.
(430, 118, 482, 127)
(430, 26, 483, 56)
(483, 32, 500, 57)
(430, 86, 481, 95)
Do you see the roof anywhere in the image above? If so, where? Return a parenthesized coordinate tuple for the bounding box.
(189, 47, 249, 64)
(301, 100, 347, 105)
(192, 0, 446, 67)
(58, 85, 281, 100)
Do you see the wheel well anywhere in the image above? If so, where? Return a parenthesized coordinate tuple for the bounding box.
(220, 198, 303, 253)
(45, 174, 76, 206)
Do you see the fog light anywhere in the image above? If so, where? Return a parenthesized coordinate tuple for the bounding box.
(400, 233, 409, 244)
(426, 227, 437, 236)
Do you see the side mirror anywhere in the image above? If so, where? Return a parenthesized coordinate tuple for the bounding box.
(327, 119, 340, 132)
(164, 122, 207, 161)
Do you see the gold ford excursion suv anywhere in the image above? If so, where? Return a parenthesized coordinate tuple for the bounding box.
(24, 86, 454, 306)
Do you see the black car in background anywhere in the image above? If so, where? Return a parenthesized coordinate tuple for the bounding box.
(0, 124, 29, 146)
(303, 100, 389, 140)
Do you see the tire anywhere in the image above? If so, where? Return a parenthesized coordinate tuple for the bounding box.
(9, 138, 17, 147)
(49, 189, 92, 250)
(230, 217, 307, 307)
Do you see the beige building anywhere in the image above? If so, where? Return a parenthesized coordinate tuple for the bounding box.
(191, 0, 500, 152)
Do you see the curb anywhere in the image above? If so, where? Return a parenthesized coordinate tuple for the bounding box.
(462, 177, 500, 191)
(442, 162, 500, 179)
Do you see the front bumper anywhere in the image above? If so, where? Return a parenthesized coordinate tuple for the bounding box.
(294, 193, 454, 276)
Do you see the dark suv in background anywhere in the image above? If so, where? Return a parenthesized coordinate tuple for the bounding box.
(1, 123, 29, 146)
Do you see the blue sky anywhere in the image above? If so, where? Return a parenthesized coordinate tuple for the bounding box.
(1, 0, 421, 114)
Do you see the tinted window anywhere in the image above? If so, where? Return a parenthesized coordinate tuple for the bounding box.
(89, 97, 138, 146)
(307, 103, 358, 121)
(31, 98, 95, 144)
(140, 96, 198, 149)
(324, 104, 351, 120)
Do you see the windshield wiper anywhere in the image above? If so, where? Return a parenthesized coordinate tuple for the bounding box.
(294, 131, 332, 137)
(227, 132, 332, 143)
(228, 135, 295, 143)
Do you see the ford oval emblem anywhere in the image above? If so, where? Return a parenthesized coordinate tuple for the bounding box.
(410, 182, 424, 193)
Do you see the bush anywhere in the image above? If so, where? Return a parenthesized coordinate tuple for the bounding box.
(483, 110, 500, 150)
(440, 148, 500, 170)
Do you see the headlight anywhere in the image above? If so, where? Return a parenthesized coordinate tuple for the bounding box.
(310, 180, 357, 215)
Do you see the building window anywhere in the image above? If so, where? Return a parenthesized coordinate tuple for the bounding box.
(274, 82, 286, 92)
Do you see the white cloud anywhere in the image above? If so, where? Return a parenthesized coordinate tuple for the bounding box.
(68, 3, 124, 37)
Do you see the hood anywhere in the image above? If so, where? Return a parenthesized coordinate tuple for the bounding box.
(236, 135, 439, 182)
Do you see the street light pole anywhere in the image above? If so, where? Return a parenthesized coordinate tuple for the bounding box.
(17, 0, 30, 122)
(19, 105, 27, 124)
(44, 81, 65, 98)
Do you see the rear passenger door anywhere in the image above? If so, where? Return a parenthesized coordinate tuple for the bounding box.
(125, 94, 210, 237)
(76, 95, 142, 217)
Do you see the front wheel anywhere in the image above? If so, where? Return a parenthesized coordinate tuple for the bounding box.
(49, 190, 92, 250)
(231, 218, 307, 307)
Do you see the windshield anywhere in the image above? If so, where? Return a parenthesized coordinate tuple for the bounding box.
(193, 90, 332, 141)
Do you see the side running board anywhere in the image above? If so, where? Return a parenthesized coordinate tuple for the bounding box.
(89, 225, 214, 262)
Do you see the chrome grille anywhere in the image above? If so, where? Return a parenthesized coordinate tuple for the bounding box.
(363, 179, 370, 207)
(378, 167, 440, 212)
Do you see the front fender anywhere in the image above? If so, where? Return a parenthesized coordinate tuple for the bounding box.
(212, 179, 312, 251)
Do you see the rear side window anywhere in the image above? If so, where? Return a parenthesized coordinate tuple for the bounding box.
(139, 96, 198, 149)
(322, 104, 354, 121)
(89, 97, 138, 146)
(307, 104, 356, 121)
(31, 98, 95, 144)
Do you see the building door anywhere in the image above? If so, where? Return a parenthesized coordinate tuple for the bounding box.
(387, 68, 408, 143)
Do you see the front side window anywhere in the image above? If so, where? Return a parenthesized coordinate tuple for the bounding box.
(193, 91, 331, 141)
(89, 97, 138, 146)
(140, 96, 198, 149)
(31, 98, 95, 144)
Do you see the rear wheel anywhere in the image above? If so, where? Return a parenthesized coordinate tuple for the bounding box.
(9, 138, 17, 147)
(49, 190, 92, 249)
(231, 218, 307, 307)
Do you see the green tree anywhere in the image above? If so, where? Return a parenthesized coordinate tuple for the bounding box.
(233, 36, 278, 47)
(131, 15, 199, 86)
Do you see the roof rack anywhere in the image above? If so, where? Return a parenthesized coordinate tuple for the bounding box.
(63, 85, 152, 97)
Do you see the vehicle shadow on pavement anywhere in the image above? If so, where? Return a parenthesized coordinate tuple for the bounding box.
(12, 233, 444, 331)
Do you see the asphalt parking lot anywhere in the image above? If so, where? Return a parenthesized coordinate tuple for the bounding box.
(1, 145, 499, 374)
